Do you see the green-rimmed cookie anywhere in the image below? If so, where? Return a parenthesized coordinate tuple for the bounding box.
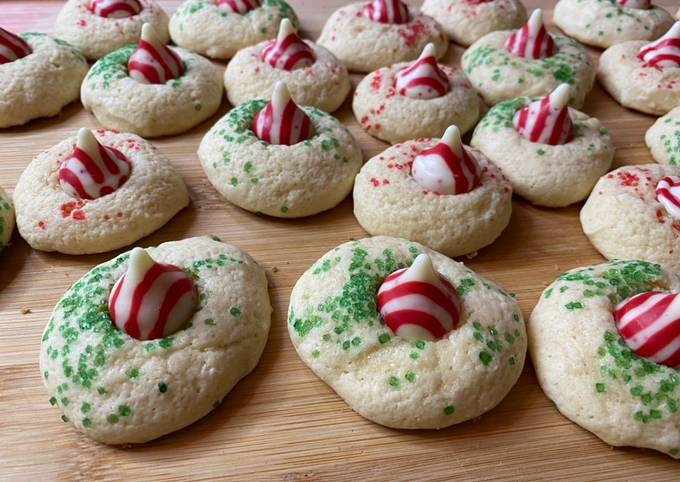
(0, 187, 14, 252)
(646, 105, 680, 166)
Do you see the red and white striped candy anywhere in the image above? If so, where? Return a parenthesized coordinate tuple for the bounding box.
(89, 0, 142, 18)
(617, 0, 650, 9)
(505, 9, 556, 59)
(395, 43, 449, 100)
(656, 176, 680, 219)
(128, 23, 184, 84)
(613, 291, 680, 368)
(262, 19, 316, 71)
(253, 81, 313, 145)
(639, 22, 680, 69)
(513, 84, 574, 145)
(109, 247, 197, 341)
(216, 0, 261, 14)
(362, 0, 410, 25)
(59, 128, 132, 200)
(0, 27, 32, 64)
(377, 254, 461, 342)
(411, 125, 481, 195)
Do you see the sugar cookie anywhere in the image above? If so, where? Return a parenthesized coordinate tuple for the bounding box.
(421, 0, 527, 47)
(462, 9, 596, 108)
(646, 105, 680, 165)
(14, 128, 189, 255)
(352, 43, 482, 143)
(198, 81, 362, 218)
(317, 0, 448, 73)
(224, 19, 350, 113)
(353, 126, 512, 257)
(530, 259, 680, 459)
(471, 84, 614, 207)
(0, 187, 14, 252)
(169, 0, 299, 60)
(40, 236, 271, 444)
(81, 23, 222, 137)
(598, 22, 680, 115)
(288, 236, 526, 429)
(55, 0, 170, 60)
(580, 164, 680, 271)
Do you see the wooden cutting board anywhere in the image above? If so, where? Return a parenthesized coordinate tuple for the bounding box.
(1, 1, 678, 480)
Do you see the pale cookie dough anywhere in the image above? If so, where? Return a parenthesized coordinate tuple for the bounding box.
(554, 0, 674, 49)
(55, 0, 170, 60)
(598, 40, 680, 115)
(0, 33, 88, 128)
(0, 187, 14, 252)
(530, 260, 680, 459)
(14, 130, 189, 254)
(471, 97, 614, 207)
(421, 0, 527, 47)
(288, 236, 526, 429)
(198, 100, 363, 217)
(317, 2, 448, 73)
(40, 236, 271, 444)
(81, 45, 222, 137)
(352, 61, 482, 143)
(224, 40, 350, 113)
(580, 164, 680, 271)
(353, 141, 512, 257)
(169, 0, 299, 60)
(462, 31, 596, 108)
(646, 105, 680, 165)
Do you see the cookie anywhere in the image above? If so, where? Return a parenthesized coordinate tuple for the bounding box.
(462, 9, 596, 108)
(81, 23, 222, 137)
(288, 236, 526, 429)
(580, 164, 680, 272)
(0, 187, 14, 252)
(0, 29, 88, 128)
(352, 43, 482, 143)
(317, 0, 447, 73)
(224, 19, 350, 113)
(40, 236, 271, 444)
(14, 128, 189, 255)
(198, 81, 362, 218)
(169, 0, 299, 60)
(471, 84, 614, 207)
(353, 126, 512, 257)
(646, 105, 680, 165)
(421, 0, 527, 47)
(598, 22, 680, 115)
(529, 259, 680, 459)
(55, 0, 170, 60)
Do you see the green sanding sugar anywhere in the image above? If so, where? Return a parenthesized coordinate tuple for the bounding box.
(230, 307, 241, 317)
(444, 405, 455, 415)
(82, 418, 92, 428)
(405, 372, 416, 383)
(80, 402, 91, 413)
(158, 382, 168, 393)
(388, 376, 400, 388)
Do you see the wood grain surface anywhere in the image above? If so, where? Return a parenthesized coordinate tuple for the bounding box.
(1, 1, 679, 480)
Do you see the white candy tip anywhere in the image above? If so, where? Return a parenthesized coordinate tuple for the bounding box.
(140, 23, 158, 44)
(76, 128, 98, 152)
(663, 21, 680, 40)
(402, 253, 438, 284)
(549, 84, 570, 109)
(528, 9, 543, 27)
(441, 125, 462, 150)
(272, 80, 292, 106)
(420, 42, 437, 60)
(128, 247, 155, 280)
(278, 18, 295, 40)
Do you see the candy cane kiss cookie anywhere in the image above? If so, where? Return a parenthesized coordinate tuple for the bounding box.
(55, 0, 170, 60)
(471, 84, 614, 207)
(646, 105, 680, 166)
(353, 43, 482, 143)
(41, 236, 271, 444)
(288, 236, 526, 429)
(224, 19, 350, 113)
(0, 187, 14, 252)
(354, 125, 512, 257)
(317, 0, 448, 73)
(530, 259, 680, 458)
(81, 23, 222, 137)
(14, 128, 189, 254)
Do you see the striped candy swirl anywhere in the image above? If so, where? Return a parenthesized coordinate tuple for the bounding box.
(216, 0, 261, 14)
(411, 125, 481, 195)
(513, 84, 574, 145)
(505, 9, 556, 59)
(253, 81, 313, 145)
(89, 0, 142, 18)
(377, 254, 460, 342)
(639, 22, 680, 69)
(362, 0, 410, 25)
(0, 27, 32, 64)
(614, 291, 680, 368)
(59, 128, 132, 200)
(395, 43, 449, 100)
(262, 19, 316, 71)
(128, 23, 184, 84)
(656, 176, 680, 219)
(617, 0, 650, 9)
(109, 248, 197, 341)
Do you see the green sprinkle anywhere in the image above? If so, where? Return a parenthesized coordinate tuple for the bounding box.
(107, 414, 119, 424)
(61, 415, 69, 423)
(230, 307, 241, 317)
(415, 340, 426, 350)
(388, 376, 400, 388)
(479, 351, 493, 366)
(158, 383, 168, 393)
(378, 333, 391, 344)
(81, 402, 91, 414)
(126, 367, 139, 379)
(194, 104, 202, 111)
(405, 372, 416, 383)
(312, 350, 320, 358)
(82, 418, 92, 428)
(49, 397, 57, 406)
(595, 383, 606, 394)
(118, 405, 132, 417)
(204, 318, 216, 326)
(280, 206, 289, 213)
(444, 405, 455, 415)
